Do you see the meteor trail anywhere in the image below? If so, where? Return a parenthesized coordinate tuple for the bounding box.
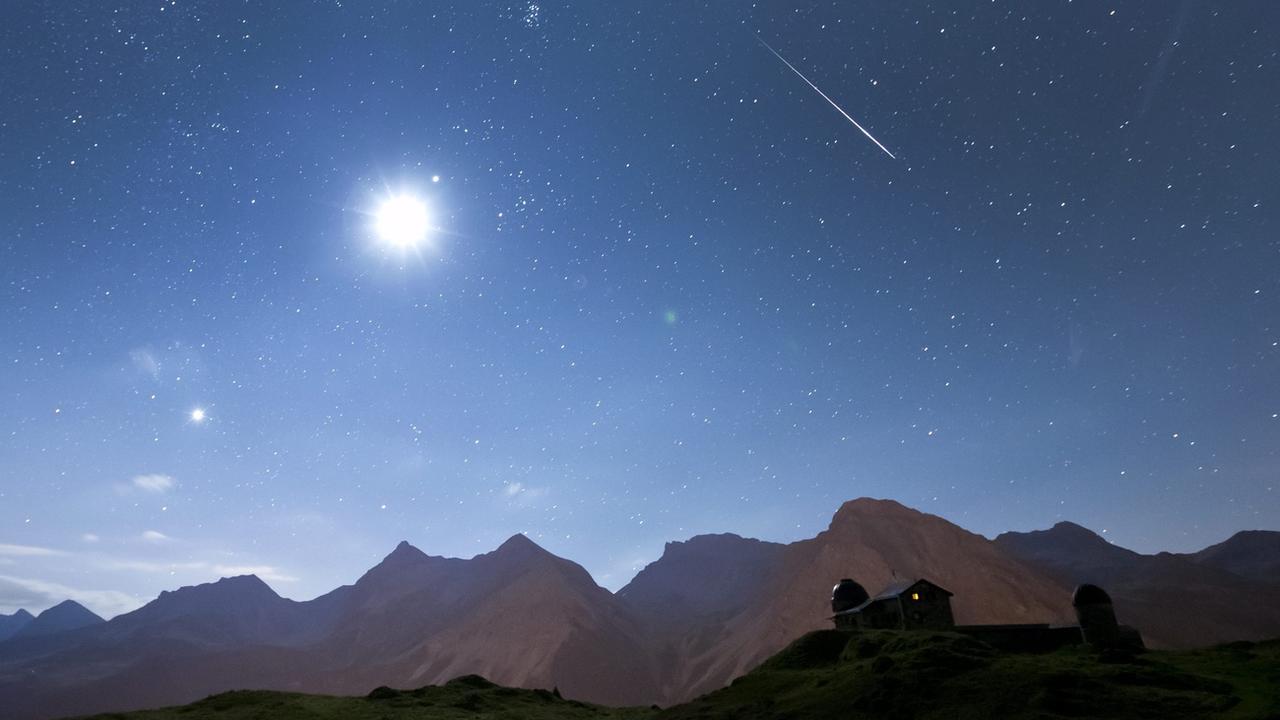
(755, 35, 896, 160)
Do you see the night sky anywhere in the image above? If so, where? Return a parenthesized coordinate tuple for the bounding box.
(2, 1, 1278, 618)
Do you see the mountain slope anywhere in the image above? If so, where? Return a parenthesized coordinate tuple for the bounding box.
(0, 609, 33, 642)
(10, 600, 102, 639)
(631, 498, 1074, 703)
(0, 535, 660, 719)
(1186, 530, 1280, 585)
(619, 533, 786, 626)
(995, 521, 1142, 573)
(98, 574, 321, 646)
(296, 534, 661, 705)
(996, 523, 1280, 647)
(660, 630, 1280, 720)
(0, 575, 328, 720)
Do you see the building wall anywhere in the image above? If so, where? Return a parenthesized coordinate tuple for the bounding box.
(830, 581, 958, 632)
(858, 599, 904, 630)
(899, 583, 954, 630)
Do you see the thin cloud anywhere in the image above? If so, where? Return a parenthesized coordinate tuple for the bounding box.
(213, 565, 298, 583)
(501, 482, 547, 503)
(128, 347, 160, 378)
(101, 559, 297, 584)
(140, 530, 170, 543)
(103, 559, 206, 573)
(0, 574, 141, 619)
(131, 474, 175, 493)
(0, 543, 66, 557)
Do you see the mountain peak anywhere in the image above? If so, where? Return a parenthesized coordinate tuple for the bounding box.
(41, 600, 102, 620)
(828, 497, 927, 531)
(657, 532, 779, 560)
(996, 520, 1111, 547)
(833, 496, 914, 518)
(995, 520, 1139, 573)
(214, 574, 273, 591)
(619, 532, 785, 617)
(11, 599, 104, 639)
(1025, 521, 1115, 548)
(185, 574, 273, 595)
(1217, 529, 1279, 545)
(116, 574, 285, 632)
(153, 574, 279, 606)
(360, 541, 434, 577)
(0, 608, 36, 642)
(1189, 529, 1280, 584)
(383, 540, 428, 563)
(351, 540, 446, 590)
(495, 532, 544, 555)
(1049, 520, 1101, 536)
(840, 496, 911, 511)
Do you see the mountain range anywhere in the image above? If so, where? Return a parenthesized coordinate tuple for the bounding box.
(0, 609, 34, 642)
(994, 520, 1280, 648)
(0, 600, 102, 643)
(0, 498, 1276, 719)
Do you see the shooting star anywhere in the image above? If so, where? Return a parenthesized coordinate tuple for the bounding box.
(755, 34, 896, 160)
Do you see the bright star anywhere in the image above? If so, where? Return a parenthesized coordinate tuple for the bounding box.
(374, 194, 430, 249)
(190, 408, 207, 423)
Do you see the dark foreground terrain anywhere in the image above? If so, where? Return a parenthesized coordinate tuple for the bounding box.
(77, 630, 1280, 720)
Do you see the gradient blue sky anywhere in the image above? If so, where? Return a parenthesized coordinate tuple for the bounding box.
(1, 1, 1277, 618)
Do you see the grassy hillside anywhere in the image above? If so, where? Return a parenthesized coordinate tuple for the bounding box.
(78, 675, 654, 720)
(661, 630, 1280, 720)
(77, 631, 1280, 720)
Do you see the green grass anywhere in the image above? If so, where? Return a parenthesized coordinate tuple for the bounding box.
(80, 675, 655, 720)
(659, 630, 1280, 720)
(77, 632, 1280, 720)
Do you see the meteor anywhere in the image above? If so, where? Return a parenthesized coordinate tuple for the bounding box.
(755, 35, 896, 160)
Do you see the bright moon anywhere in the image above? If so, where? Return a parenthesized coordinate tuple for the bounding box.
(190, 408, 207, 423)
(374, 194, 430, 249)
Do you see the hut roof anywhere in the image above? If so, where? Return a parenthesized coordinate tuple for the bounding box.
(872, 578, 954, 600)
(831, 578, 953, 617)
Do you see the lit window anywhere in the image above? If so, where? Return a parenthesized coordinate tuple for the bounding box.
(911, 592, 920, 601)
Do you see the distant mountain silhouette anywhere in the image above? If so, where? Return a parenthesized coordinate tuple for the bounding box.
(98, 574, 328, 647)
(10, 600, 102, 640)
(0, 534, 659, 718)
(996, 523, 1280, 647)
(624, 498, 1074, 701)
(0, 609, 33, 641)
(619, 532, 785, 625)
(0, 499, 1276, 719)
(291, 532, 660, 704)
(1185, 530, 1280, 584)
(996, 521, 1141, 571)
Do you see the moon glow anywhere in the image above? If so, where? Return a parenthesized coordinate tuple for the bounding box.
(374, 194, 431, 249)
